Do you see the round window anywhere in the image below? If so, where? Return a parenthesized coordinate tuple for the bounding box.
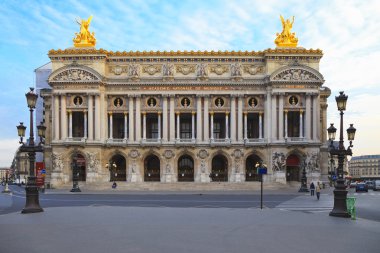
(73, 96, 83, 106)
(147, 97, 157, 107)
(215, 97, 224, 107)
(114, 97, 123, 107)
(289, 96, 299, 105)
(248, 97, 258, 107)
(181, 97, 191, 107)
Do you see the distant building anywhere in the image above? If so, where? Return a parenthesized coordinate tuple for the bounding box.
(349, 155, 380, 180)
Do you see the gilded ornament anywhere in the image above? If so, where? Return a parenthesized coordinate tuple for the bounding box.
(274, 15, 298, 48)
(176, 65, 196, 75)
(73, 15, 96, 48)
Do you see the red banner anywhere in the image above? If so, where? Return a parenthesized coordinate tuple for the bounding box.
(35, 162, 45, 187)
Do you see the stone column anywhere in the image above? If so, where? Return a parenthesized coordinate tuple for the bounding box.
(158, 112, 161, 140)
(271, 94, 277, 141)
(313, 95, 318, 141)
(265, 88, 272, 141)
(210, 111, 214, 141)
(169, 96, 175, 142)
(237, 96, 243, 142)
(162, 96, 168, 142)
(284, 110, 288, 139)
(321, 104, 328, 142)
(142, 112, 146, 140)
(305, 94, 311, 140)
(124, 112, 128, 140)
(88, 95, 93, 141)
(60, 94, 67, 140)
(54, 95, 60, 141)
(225, 112, 229, 140)
(109, 112, 113, 139)
(192, 111, 195, 140)
(135, 96, 141, 142)
(230, 96, 236, 142)
(84, 110, 87, 139)
(100, 93, 106, 141)
(279, 94, 284, 141)
(316, 95, 321, 141)
(176, 112, 180, 140)
(244, 112, 248, 140)
(259, 112, 263, 139)
(128, 96, 134, 142)
(196, 95, 202, 142)
(203, 97, 209, 142)
(300, 109, 304, 138)
(95, 94, 101, 141)
(68, 110, 72, 138)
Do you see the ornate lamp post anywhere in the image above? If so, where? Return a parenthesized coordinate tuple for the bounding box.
(298, 159, 309, 192)
(16, 87, 46, 214)
(328, 91, 356, 218)
(70, 156, 81, 192)
(106, 161, 117, 181)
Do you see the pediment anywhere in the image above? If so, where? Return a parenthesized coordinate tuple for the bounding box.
(270, 65, 324, 84)
(49, 64, 102, 83)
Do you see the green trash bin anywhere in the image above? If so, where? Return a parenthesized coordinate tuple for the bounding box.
(346, 196, 356, 220)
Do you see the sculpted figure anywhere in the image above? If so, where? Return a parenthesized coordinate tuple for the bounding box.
(272, 152, 286, 171)
(196, 63, 208, 77)
(73, 15, 96, 47)
(274, 15, 298, 47)
(231, 62, 242, 77)
(163, 63, 174, 76)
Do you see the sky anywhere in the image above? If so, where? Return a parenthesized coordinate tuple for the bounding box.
(0, 0, 379, 167)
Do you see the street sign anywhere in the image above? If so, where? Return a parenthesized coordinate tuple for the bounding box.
(41, 169, 46, 174)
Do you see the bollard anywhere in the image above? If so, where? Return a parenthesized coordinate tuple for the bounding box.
(346, 196, 356, 220)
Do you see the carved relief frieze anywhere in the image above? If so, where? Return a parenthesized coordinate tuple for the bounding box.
(272, 152, 286, 172)
(176, 64, 196, 75)
(128, 63, 140, 79)
(109, 65, 128, 75)
(162, 63, 175, 76)
(196, 63, 208, 80)
(243, 65, 265, 75)
(86, 152, 100, 172)
(230, 62, 242, 77)
(210, 64, 229, 75)
(142, 64, 161, 75)
(52, 69, 98, 81)
(273, 69, 318, 81)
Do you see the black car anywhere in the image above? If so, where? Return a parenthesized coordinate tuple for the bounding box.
(356, 182, 368, 192)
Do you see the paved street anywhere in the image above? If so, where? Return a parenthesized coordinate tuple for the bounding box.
(1, 185, 380, 253)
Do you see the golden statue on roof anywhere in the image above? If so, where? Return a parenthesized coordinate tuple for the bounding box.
(274, 15, 298, 48)
(73, 15, 96, 48)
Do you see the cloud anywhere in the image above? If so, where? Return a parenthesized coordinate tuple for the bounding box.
(0, 138, 20, 167)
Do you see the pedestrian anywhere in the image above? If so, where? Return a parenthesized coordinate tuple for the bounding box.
(112, 181, 117, 189)
(310, 182, 315, 196)
(316, 184, 321, 200)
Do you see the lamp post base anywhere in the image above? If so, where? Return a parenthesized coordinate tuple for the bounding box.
(329, 179, 350, 218)
(2, 182, 11, 193)
(22, 176, 43, 214)
(298, 185, 309, 192)
(70, 188, 81, 192)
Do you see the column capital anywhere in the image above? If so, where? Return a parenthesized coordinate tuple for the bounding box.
(225, 111, 230, 115)
(284, 109, 288, 114)
(157, 111, 162, 115)
(124, 111, 128, 115)
(67, 110, 72, 114)
(243, 111, 248, 115)
(142, 111, 146, 115)
(230, 94, 239, 98)
(108, 112, 113, 116)
(162, 94, 169, 98)
(259, 111, 264, 115)
(83, 110, 88, 113)
(209, 111, 214, 115)
(300, 109, 304, 114)
(192, 111, 196, 115)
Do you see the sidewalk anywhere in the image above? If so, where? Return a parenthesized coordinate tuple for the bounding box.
(0, 204, 378, 253)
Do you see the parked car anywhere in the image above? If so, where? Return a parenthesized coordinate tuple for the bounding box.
(373, 180, 380, 191)
(355, 182, 368, 192)
(366, 181, 374, 190)
(349, 182, 357, 188)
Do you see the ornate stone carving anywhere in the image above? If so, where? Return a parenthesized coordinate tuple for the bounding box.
(231, 149, 243, 159)
(163, 150, 174, 159)
(198, 149, 209, 159)
(176, 64, 196, 75)
(128, 63, 140, 78)
(231, 149, 243, 173)
(196, 63, 208, 79)
(163, 63, 175, 76)
(200, 160, 206, 173)
(52, 152, 64, 172)
(210, 64, 229, 75)
(272, 152, 286, 171)
(53, 69, 98, 81)
(165, 163, 172, 173)
(86, 152, 100, 172)
(142, 64, 161, 75)
(244, 65, 264, 75)
(231, 62, 242, 77)
(305, 152, 320, 172)
(273, 69, 318, 81)
(110, 65, 127, 75)
(129, 149, 140, 159)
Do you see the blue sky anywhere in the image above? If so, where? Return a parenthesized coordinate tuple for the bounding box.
(1, 0, 380, 166)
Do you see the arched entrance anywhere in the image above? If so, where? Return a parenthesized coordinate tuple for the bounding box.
(211, 155, 228, 182)
(109, 154, 127, 181)
(246, 154, 261, 181)
(178, 155, 194, 182)
(144, 155, 160, 182)
(72, 153, 86, 181)
(286, 154, 301, 182)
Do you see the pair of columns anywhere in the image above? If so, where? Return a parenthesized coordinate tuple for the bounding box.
(243, 112, 263, 140)
(108, 112, 128, 139)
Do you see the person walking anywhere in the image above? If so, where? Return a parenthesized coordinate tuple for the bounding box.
(316, 184, 321, 200)
(310, 182, 315, 196)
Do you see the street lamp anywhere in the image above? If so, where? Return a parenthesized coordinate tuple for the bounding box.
(298, 159, 309, 192)
(17, 87, 45, 214)
(70, 157, 81, 192)
(106, 161, 117, 181)
(328, 91, 357, 218)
